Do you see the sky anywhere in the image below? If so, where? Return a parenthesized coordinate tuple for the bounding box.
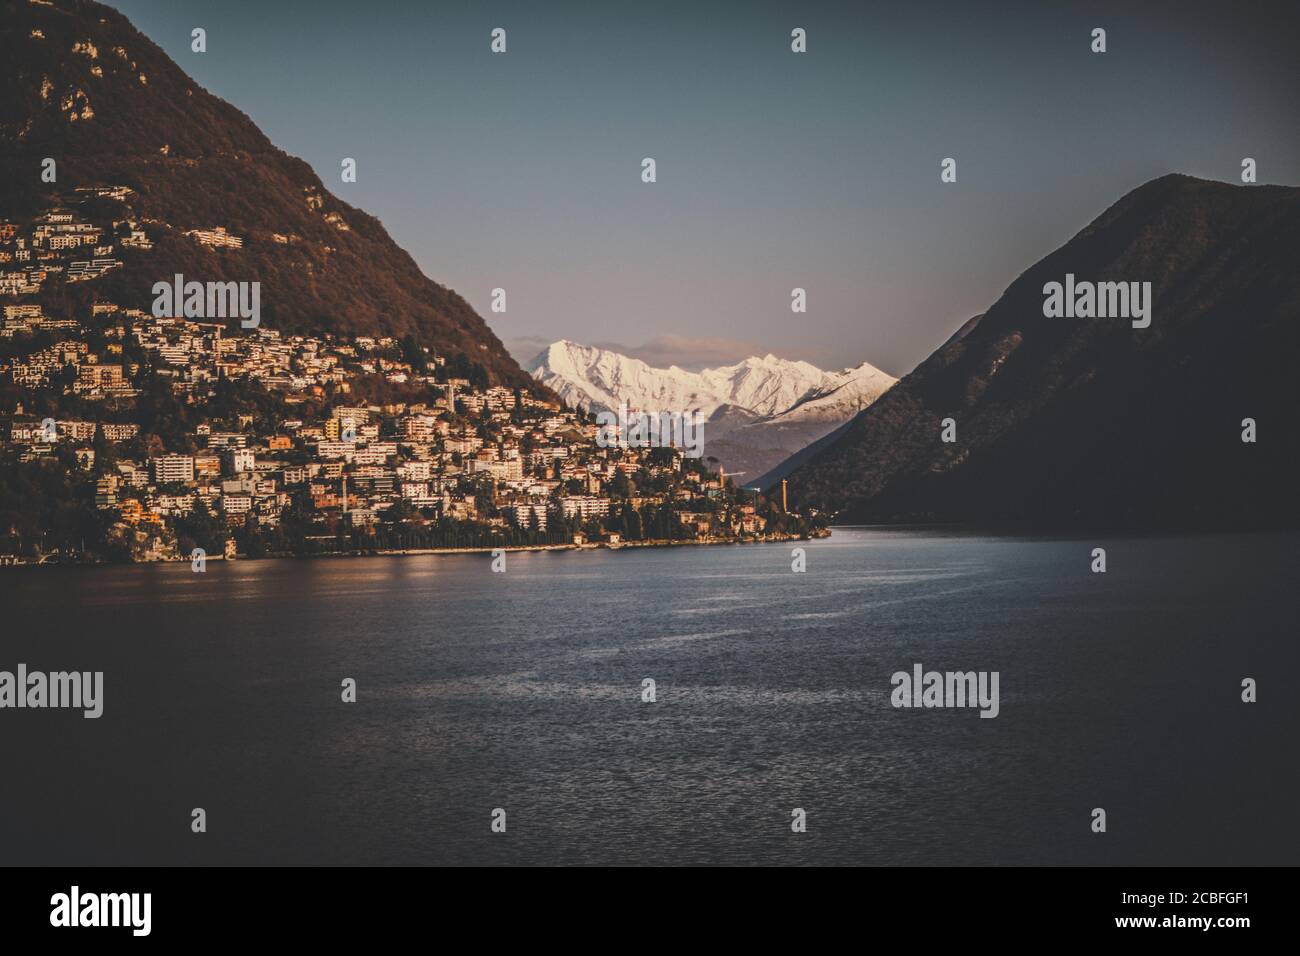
(109, 0, 1299, 376)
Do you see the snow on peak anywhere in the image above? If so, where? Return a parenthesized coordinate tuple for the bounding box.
(527, 340, 896, 423)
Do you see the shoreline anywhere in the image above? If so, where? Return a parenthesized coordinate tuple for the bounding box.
(0, 529, 829, 569)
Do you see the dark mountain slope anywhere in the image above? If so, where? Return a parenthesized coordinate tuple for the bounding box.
(0, 0, 542, 392)
(749, 415, 855, 491)
(777, 175, 1300, 529)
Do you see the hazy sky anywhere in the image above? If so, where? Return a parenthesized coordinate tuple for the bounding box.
(109, 0, 1299, 375)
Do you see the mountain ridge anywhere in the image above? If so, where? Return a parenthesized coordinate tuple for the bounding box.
(528, 338, 897, 478)
(0, 0, 543, 393)
(777, 173, 1300, 529)
(528, 339, 895, 421)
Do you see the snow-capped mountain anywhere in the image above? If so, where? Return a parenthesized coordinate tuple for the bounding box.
(527, 340, 897, 480)
(760, 361, 898, 425)
(528, 340, 894, 423)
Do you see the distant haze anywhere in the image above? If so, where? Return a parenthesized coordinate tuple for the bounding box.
(111, 0, 1300, 375)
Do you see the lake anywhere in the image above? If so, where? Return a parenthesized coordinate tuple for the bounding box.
(2, 528, 1296, 865)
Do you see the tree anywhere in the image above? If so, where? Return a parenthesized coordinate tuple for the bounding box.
(175, 498, 226, 555)
(91, 427, 119, 473)
(610, 469, 632, 499)
(400, 334, 428, 374)
(236, 513, 266, 558)
(385, 497, 417, 524)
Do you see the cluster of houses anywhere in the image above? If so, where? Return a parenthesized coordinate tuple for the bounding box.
(0, 189, 157, 296)
(1, 316, 777, 561)
(0, 190, 787, 562)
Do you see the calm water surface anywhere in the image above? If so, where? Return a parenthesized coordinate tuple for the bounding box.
(2, 528, 1296, 865)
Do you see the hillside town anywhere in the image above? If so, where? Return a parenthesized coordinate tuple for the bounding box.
(0, 195, 816, 564)
(0, 185, 148, 296)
